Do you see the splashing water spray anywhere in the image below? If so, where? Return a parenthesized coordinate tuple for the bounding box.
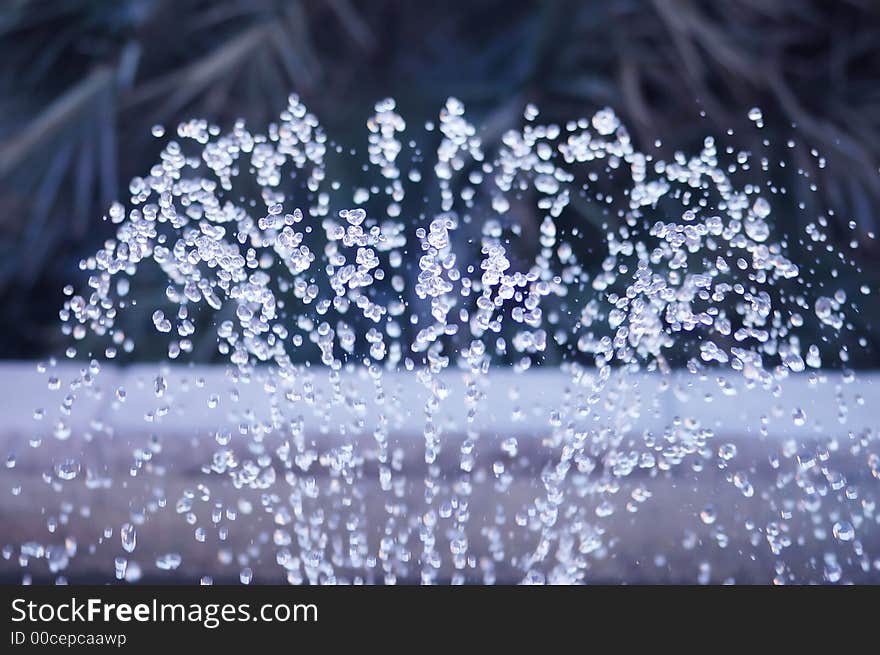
(4, 96, 878, 584)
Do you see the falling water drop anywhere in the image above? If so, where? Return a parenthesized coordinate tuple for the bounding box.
(121, 523, 136, 553)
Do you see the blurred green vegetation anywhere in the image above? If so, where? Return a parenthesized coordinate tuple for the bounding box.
(1, 0, 878, 363)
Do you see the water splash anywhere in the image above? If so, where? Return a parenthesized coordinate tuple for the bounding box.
(4, 95, 878, 584)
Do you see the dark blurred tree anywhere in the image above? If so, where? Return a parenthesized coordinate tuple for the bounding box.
(1, 0, 878, 360)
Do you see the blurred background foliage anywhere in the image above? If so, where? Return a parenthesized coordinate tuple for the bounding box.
(1, 0, 878, 363)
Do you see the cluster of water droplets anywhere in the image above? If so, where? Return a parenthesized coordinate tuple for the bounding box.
(4, 95, 878, 584)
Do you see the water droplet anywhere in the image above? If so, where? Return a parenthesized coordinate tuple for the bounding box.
(54, 459, 79, 481)
(156, 553, 182, 571)
(699, 506, 717, 525)
(832, 521, 854, 542)
(121, 523, 137, 553)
